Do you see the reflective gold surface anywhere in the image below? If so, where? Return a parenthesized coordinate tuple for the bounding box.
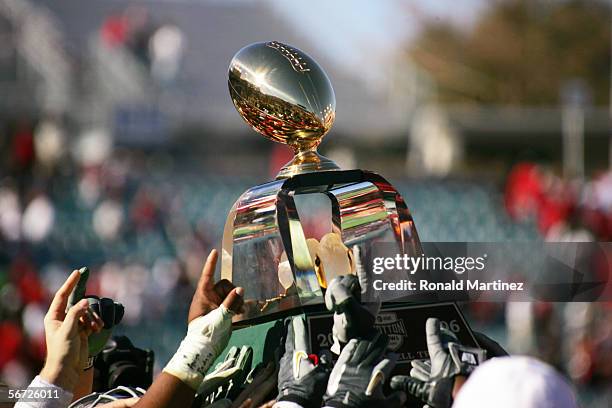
(228, 41, 339, 178)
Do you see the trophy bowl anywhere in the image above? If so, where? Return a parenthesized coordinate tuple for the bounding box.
(228, 41, 339, 178)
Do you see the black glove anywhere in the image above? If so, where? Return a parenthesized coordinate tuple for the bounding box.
(277, 316, 331, 408)
(390, 318, 485, 408)
(324, 274, 376, 354)
(323, 333, 405, 408)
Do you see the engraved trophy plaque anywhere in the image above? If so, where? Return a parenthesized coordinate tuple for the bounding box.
(222, 41, 423, 323)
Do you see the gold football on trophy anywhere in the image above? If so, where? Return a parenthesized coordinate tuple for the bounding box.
(228, 41, 339, 178)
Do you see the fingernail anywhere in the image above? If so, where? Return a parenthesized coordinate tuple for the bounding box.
(235, 287, 244, 296)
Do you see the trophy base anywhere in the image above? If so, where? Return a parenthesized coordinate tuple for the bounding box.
(276, 150, 340, 179)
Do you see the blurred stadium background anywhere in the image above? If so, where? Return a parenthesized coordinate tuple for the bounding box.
(1, 0, 611, 405)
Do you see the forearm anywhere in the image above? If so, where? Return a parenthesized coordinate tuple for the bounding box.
(39, 363, 78, 396)
(71, 367, 93, 402)
(132, 373, 195, 408)
(14, 376, 73, 408)
(133, 306, 233, 408)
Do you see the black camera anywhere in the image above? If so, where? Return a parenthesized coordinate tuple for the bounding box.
(94, 335, 154, 391)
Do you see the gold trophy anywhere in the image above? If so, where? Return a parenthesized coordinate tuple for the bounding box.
(227, 40, 338, 178)
(214, 43, 481, 388)
(222, 41, 422, 323)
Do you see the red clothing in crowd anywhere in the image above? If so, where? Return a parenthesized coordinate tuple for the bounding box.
(12, 127, 34, 169)
(0, 322, 23, 369)
(505, 162, 543, 221)
(101, 14, 128, 47)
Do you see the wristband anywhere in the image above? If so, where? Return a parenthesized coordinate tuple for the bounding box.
(163, 305, 233, 390)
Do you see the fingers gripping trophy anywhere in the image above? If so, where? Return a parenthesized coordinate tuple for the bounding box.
(222, 41, 423, 323)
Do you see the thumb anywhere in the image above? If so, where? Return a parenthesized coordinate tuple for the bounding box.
(222, 287, 244, 314)
(425, 318, 443, 358)
(291, 315, 309, 353)
(283, 318, 296, 355)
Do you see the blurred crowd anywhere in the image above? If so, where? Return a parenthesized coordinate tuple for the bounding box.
(0, 115, 225, 386)
(505, 162, 612, 241)
(100, 5, 185, 85)
(502, 162, 612, 403)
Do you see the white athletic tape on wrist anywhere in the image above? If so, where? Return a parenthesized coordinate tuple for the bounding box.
(163, 305, 233, 390)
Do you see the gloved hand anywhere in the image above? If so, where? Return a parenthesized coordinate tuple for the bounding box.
(408, 331, 506, 383)
(66, 267, 124, 368)
(390, 318, 486, 408)
(407, 324, 465, 383)
(323, 333, 405, 408)
(276, 316, 331, 408)
(324, 275, 376, 354)
(200, 345, 253, 402)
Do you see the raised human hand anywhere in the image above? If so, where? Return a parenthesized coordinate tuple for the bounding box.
(41, 270, 103, 391)
(188, 249, 244, 323)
